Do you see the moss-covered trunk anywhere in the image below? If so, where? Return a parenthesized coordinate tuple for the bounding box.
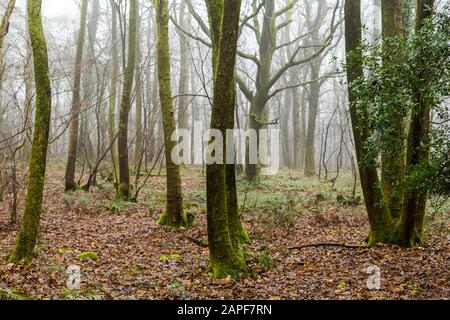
(9, 0, 52, 263)
(117, 0, 137, 201)
(154, 0, 187, 227)
(64, 0, 88, 192)
(380, 0, 406, 220)
(206, 0, 247, 278)
(227, 90, 250, 246)
(395, 0, 435, 247)
(345, 0, 395, 246)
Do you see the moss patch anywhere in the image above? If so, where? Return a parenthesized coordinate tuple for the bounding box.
(76, 251, 98, 261)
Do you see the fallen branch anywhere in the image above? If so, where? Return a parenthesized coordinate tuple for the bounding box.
(184, 236, 208, 248)
(288, 242, 368, 250)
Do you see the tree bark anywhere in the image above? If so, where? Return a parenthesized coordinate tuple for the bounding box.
(380, 0, 406, 220)
(134, 2, 143, 176)
(109, 0, 120, 185)
(206, 0, 247, 278)
(117, 0, 138, 200)
(177, 0, 190, 131)
(64, 0, 88, 191)
(398, 0, 435, 246)
(154, 0, 187, 226)
(344, 0, 394, 246)
(9, 0, 52, 262)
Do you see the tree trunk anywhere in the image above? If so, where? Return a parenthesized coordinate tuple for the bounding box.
(0, 0, 16, 65)
(177, 0, 190, 131)
(23, 37, 34, 162)
(206, 0, 247, 278)
(344, 0, 394, 246)
(109, 0, 120, 185)
(304, 66, 321, 177)
(134, 3, 143, 176)
(245, 0, 276, 181)
(64, 0, 88, 191)
(154, 0, 187, 226)
(397, 0, 435, 246)
(117, 0, 138, 200)
(380, 0, 406, 219)
(9, 0, 52, 263)
(79, 0, 100, 161)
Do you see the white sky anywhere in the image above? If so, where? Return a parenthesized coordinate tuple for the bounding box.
(42, 0, 78, 19)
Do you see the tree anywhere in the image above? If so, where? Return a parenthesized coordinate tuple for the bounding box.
(154, 0, 188, 226)
(109, 0, 120, 185)
(64, 0, 89, 191)
(79, 0, 100, 162)
(234, 0, 340, 180)
(0, 0, 16, 142)
(345, 0, 443, 246)
(117, 0, 138, 200)
(173, 0, 340, 180)
(302, 0, 341, 177)
(0, 0, 16, 73)
(176, 0, 190, 131)
(397, 0, 436, 246)
(8, 0, 52, 262)
(205, 0, 247, 278)
(344, 0, 394, 245)
(134, 2, 144, 175)
(380, 0, 406, 219)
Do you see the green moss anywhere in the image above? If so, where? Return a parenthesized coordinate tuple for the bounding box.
(257, 252, 274, 269)
(159, 253, 181, 263)
(207, 259, 247, 280)
(156, 208, 194, 228)
(76, 251, 98, 261)
(57, 248, 73, 254)
(0, 289, 33, 300)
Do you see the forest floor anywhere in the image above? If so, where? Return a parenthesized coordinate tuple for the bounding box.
(0, 164, 449, 300)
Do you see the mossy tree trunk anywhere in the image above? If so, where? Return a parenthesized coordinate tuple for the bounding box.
(8, 0, 52, 263)
(345, 0, 436, 247)
(344, 0, 395, 246)
(205, 0, 247, 278)
(154, 0, 187, 227)
(380, 0, 406, 220)
(396, 0, 435, 247)
(117, 0, 138, 201)
(64, 0, 88, 192)
(23, 30, 34, 162)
